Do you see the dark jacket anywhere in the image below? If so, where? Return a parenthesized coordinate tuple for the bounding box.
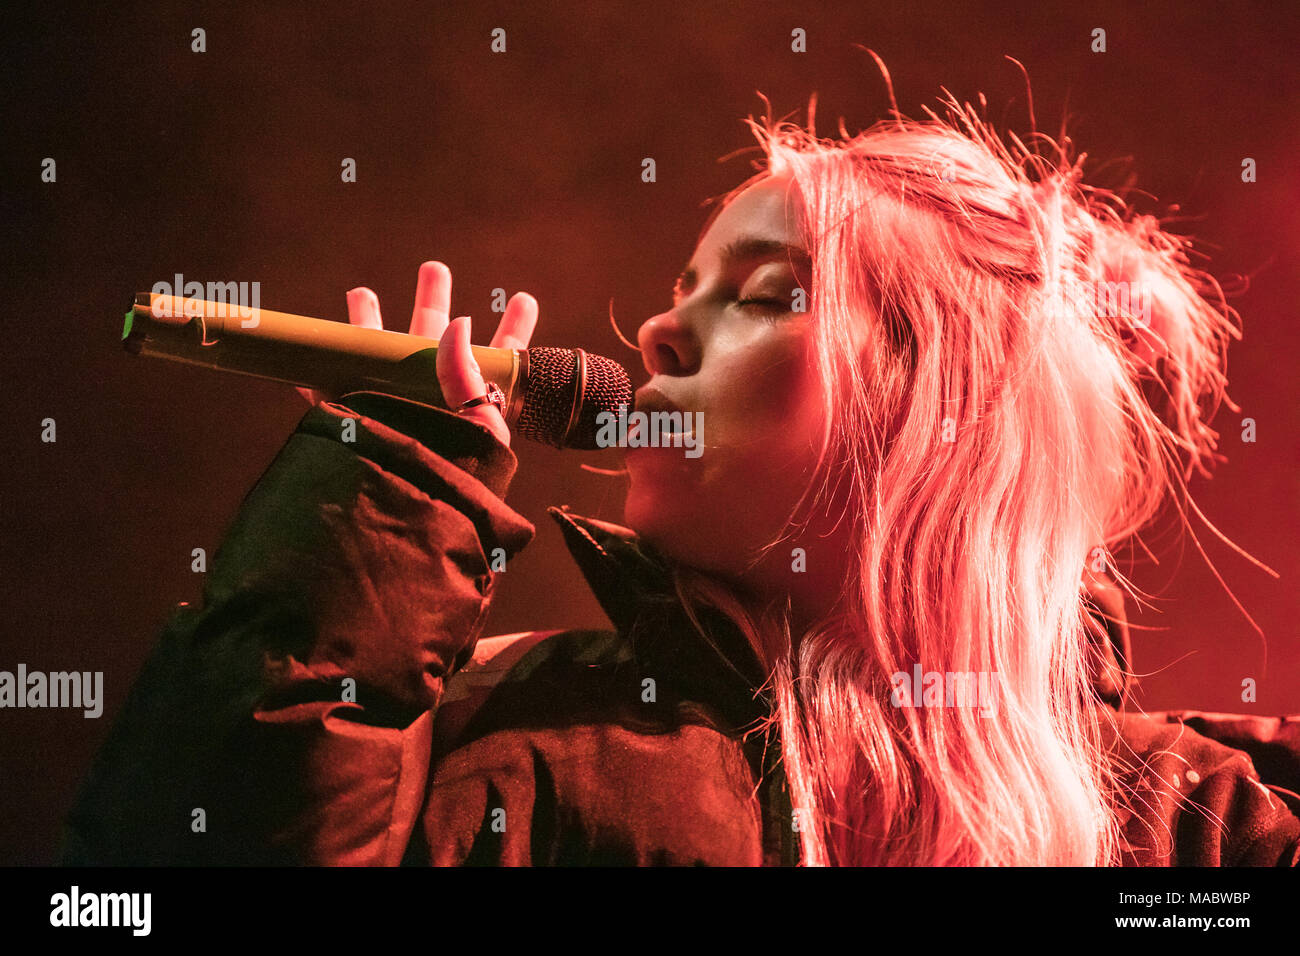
(61, 392, 1300, 866)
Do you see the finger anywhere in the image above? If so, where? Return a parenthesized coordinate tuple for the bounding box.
(346, 287, 384, 329)
(410, 260, 452, 340)
(489, 291, 539, 351)
(437, 315, 510, 446)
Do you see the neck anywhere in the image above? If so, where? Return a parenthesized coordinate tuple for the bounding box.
(727, 531, 852, 655)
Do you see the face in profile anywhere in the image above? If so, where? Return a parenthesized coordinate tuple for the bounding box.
(625, 175, 847, 609)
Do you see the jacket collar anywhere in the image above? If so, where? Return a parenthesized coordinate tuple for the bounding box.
(548, 506, 1134, 713)
(547, 506, 796, 866)
(546, 506, 771, 731)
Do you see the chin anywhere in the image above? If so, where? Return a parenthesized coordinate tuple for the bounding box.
(623, 479, 681, 550)
(624, 480, 698, 561)
(623, 475, 753, 578)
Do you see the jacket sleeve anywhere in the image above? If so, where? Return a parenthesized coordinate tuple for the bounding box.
(1103, 709, 1300, 866)
(59, 391, 536, 865)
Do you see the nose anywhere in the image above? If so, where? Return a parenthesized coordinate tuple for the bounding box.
(636, 309, 700, 377)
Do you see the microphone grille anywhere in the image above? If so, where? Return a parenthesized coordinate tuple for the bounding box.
(517, 348, 631, 449)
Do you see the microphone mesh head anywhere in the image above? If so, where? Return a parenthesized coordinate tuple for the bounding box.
(517, 348, 631, 449)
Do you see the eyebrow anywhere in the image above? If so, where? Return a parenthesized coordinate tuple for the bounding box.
(675, 237, 812, 294)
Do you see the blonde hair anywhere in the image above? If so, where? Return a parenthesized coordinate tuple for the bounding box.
(668, 81, 1241, 865)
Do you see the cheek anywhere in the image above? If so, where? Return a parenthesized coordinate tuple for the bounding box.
(724, 331, 815, 431)
(720, 327, 824, 474)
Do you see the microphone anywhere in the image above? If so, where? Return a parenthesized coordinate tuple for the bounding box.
(121, 292, 631, 450)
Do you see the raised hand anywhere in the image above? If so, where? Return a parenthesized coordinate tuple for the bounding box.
(299, 261, 539, 447)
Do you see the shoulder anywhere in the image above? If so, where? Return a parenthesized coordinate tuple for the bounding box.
(419, 628, 768, 864)
(432, 625, 760, 788)
(1101, 708, 1300, 866)
(433, 627, 721, 758)
(434, 629, 622, 751)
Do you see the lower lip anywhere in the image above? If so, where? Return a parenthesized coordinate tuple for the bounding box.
(623, 435, 696, 455)
(627, 422, 695, 442)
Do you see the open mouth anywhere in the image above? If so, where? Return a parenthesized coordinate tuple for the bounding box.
(628, 420, 694, 441)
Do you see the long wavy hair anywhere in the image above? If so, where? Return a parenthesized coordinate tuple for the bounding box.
(665, 81, 1241, 865)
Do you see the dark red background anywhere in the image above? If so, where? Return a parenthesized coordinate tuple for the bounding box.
(2, 0, 1296, 864)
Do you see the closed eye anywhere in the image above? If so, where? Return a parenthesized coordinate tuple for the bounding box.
(735, 296, 791, 317)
